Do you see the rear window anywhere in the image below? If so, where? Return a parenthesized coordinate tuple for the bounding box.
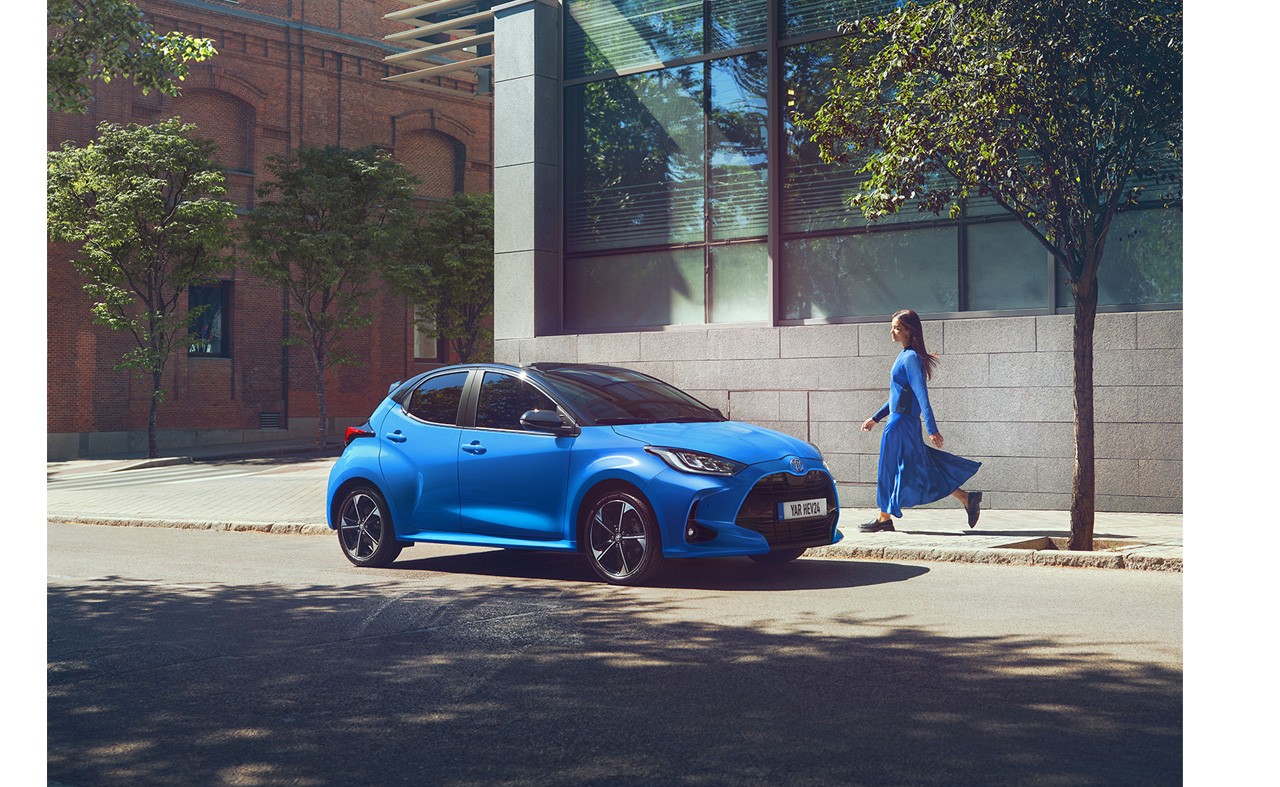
(406, 372, 469, 425)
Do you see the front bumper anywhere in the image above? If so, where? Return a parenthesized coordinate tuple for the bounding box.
(643, 456, 841, 558)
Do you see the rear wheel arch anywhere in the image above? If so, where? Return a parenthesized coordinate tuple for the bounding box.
(331, 477, 389, 528)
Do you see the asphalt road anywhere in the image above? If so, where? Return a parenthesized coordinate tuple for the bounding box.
(48, 523, 1182, 786)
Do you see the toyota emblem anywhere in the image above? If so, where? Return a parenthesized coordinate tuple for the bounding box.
(790, 457, 805, 473)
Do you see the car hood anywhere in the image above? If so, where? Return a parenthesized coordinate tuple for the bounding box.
(609, 421, 822, 465)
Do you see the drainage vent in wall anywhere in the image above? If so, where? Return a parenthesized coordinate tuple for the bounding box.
(259, 412, 282, 430)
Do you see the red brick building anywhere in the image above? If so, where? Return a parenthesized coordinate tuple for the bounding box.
(48, 0, 494, 460)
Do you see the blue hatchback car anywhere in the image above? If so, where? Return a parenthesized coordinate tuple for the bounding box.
(326, 363, 841, 585)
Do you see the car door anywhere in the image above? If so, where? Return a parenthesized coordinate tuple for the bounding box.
(457, 371, 575, 541)
(377, 370, 469, 535)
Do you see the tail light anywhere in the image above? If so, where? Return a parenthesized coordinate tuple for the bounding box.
(344, 426, 375, 447)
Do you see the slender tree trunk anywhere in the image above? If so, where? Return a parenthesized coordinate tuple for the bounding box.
(313, 339, 328, 447)
(148, 369, 162, 458)
(1068, 265, 1100, 551)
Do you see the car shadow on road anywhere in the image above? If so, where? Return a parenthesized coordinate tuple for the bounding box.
(389, 549, 929, 591)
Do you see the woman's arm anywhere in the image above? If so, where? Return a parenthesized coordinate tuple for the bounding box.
(905, 353, 940, 438)
(862, 400, 891, 431)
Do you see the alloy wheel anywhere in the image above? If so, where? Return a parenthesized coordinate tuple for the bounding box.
(588, 498, 651, 582)
(339, 492, 385, 561)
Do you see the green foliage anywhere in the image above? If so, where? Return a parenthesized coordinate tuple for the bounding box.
(47, 118, 236, 375)
(799, 0, 1182, 283)
(47, 118, 236, 455)
(48, 0, 217, 114)
(242, 146, 418, 444)
(386, 193, 495, 363)
(243, 146, 419, 370)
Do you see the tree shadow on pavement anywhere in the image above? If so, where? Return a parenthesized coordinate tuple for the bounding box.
(48, 576, 1181, 786)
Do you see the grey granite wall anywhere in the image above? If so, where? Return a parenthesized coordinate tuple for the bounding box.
(494, 310, 1183, 513)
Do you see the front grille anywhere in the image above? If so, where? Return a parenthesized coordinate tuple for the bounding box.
(736, 470, 837, 548)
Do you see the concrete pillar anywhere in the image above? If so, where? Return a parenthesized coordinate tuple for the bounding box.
(493, 0, 562, 341)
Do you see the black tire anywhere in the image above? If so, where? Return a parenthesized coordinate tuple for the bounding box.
(336, 485, 403, 568)
(583, 490, 665, 586)
(748, 548, 807, 565)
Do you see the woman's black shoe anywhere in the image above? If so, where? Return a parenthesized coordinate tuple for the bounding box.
(966, 491, 983, 528)
(858, 518, 895, 533)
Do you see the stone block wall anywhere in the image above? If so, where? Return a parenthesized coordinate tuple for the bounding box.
(495, 310, 1183, 513)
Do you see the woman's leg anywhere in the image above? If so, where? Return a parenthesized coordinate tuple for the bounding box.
(954, 489, 982, 528)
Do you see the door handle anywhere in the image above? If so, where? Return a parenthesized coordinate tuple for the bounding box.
(386, 431, 407, 443)
(462, 441, 486, 455)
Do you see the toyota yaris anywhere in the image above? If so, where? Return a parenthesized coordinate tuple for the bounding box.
(326, 363, 841, 585)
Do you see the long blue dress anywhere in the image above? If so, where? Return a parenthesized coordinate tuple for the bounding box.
(873, 349, 981, 518)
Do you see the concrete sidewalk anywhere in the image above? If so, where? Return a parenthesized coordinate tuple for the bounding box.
(46, 441, 1182, 572)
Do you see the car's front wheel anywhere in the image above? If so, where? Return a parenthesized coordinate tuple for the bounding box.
(337, 485, 403, 568)
(584, 490, 665, 585)
(748, 548, 807, 565)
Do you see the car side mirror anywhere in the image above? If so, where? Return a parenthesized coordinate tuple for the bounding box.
(520, 409, 577, 436)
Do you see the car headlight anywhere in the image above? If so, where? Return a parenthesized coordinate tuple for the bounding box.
(645, 446, 746, 476)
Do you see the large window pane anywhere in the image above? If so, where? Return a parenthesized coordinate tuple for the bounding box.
(709, 53, 768, 240)
(566, 249, 706, 329)
(566, 0, 703, 79)
(711, 0, 768, 52)
(1055, 208, 1183, 307)
(566, 67, 705, 252)
(783, 39, 939, 235)
(784, 0, 896, 39)
(966, 222, 1049, 311)
(566, 0, 767, 79)
(710, 243, 768, 323)
(782, 228, 958, 320)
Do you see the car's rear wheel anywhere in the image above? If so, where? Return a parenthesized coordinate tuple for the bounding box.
(337, 486, 403, 568)
(584, 490, 665, 585)
(748, 548, 807, 565)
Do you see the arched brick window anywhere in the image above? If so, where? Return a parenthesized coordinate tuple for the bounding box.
(168, 89, 256, 209)
(397, 129, 465, 200)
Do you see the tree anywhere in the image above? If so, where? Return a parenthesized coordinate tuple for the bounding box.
(800, 0, 1182, 550)
(242, 146, 418, 447)
(47, 118, 237, 457)
(48, 0, 217, 114)
(386, 193, 495, 364)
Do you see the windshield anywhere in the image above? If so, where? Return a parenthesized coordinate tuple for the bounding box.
(537, 367, 725, 426)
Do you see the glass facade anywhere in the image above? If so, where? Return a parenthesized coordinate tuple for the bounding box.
(562, 0, 1182, 331)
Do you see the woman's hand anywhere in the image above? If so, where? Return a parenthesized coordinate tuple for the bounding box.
(861, 418, 877, 432)
(929, 432, 944, 448)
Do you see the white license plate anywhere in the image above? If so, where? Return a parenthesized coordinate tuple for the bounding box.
(777, 498, 828, 521)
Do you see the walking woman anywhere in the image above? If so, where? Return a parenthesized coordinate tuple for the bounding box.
(859, 309, 982, 532)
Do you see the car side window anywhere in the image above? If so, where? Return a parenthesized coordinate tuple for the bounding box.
(475, 372, 558, 431)
(406, 372, 469, 425)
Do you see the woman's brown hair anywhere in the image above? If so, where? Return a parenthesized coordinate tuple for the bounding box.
(892, 309, 939, 380)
